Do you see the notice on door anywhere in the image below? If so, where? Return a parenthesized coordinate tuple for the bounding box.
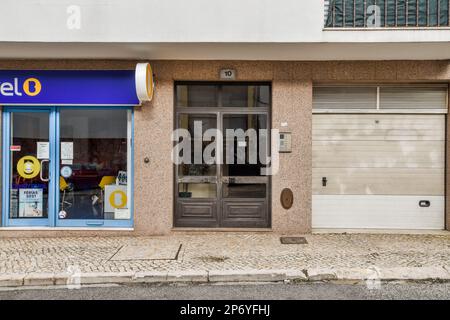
(37, 142, 50, 159)
(61, 142, 73, 160)
(18, 188, 43, 217)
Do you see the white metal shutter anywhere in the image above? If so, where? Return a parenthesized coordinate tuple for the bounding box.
(313, 86, 377, 109)
(380, 86, 448, 110)
(312, 114, 445, 229)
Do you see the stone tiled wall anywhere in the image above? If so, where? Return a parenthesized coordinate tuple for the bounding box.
(0, 60, 449, 237)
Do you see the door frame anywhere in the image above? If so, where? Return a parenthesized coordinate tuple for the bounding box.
(173, 82, 272, 228)
(2, 106, 134, 228)
(2, 106, 57, 227)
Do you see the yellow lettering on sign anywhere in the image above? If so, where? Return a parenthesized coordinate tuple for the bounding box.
(23, 78, 42, 96)
(109, 190, 127, 209)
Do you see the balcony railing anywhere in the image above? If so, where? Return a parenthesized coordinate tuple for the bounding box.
(324, 0, 450, 28)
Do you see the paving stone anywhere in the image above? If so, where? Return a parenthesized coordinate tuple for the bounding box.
(0, 233, 449, 285)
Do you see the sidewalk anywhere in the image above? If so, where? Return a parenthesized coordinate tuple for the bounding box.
(0, 233, 449, 287)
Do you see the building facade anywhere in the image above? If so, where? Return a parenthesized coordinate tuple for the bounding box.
(0, 0, 449, 236)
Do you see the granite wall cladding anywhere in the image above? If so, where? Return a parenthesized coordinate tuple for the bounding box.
(0, 60, 448, 237)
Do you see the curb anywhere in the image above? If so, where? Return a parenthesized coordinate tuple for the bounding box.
(1, 267, 450, 288)
(208, 270, 288, 283)
(304, 267, 450, 282)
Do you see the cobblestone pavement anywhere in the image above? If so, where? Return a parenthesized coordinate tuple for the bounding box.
(0, 233, 449, 276)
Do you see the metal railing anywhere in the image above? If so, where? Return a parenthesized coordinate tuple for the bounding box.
(324, 0, 450, 28)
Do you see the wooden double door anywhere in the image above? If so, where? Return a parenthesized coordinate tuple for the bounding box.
(174, 82, 271, 228)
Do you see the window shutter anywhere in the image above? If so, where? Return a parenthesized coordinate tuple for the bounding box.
(380, 86, 448, 110)
(313, 86, 377, 109)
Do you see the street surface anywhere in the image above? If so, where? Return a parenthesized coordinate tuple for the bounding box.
(0, 282, 448, 300)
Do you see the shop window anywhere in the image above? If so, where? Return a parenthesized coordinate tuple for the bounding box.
(58, 109, 132, 222)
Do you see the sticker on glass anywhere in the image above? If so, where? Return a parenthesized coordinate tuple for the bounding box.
(60, 165, 72, 178)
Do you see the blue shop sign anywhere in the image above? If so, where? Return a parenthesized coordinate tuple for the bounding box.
(0, 63, 154, 106)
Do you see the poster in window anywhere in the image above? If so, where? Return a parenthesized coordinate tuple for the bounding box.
(61, 142, 74, 160)
(37, 142, 50, 159)
(18, 188, 43, 217)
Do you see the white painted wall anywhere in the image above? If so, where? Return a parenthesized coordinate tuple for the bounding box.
(0, 0, 448, 43)
(0, 0, 323, 42)
(0, 0, 448, 59)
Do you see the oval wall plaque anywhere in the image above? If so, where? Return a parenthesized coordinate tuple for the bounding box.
(280, 188, 294, 209)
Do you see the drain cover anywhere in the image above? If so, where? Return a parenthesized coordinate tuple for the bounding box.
(280, 236, 308, 244)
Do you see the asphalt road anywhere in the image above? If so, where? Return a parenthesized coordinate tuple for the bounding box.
(0, 281, 448, 300)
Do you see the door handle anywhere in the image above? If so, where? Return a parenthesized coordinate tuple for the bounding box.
(322, 177, 327, 187)
(40, 159, 50, 182)
(419, 200, 431, 208)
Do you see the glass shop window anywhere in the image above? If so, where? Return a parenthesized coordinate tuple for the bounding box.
(58, 109, 131, 221)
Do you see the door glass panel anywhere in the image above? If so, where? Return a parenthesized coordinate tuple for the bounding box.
(9, 112, 50, 220)
(222, 85, 270, 108)
(176, 85, 218, 108)
(58, 109, 130, 221)
(175, 84, 270, 108)
(177, 114, 217, 177)
(223, 183, 266, 198)
(178, 183, 216, 198)
(222, 114, 268, 177)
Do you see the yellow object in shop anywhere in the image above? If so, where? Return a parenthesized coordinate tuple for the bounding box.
(17, 156, 41, 179)
(99, 176, 116, 190)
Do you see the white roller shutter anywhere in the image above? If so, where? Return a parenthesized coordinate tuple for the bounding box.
(312, 86, 447, 230)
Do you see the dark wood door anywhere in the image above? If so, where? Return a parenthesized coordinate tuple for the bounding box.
(174, 83, 271, 228)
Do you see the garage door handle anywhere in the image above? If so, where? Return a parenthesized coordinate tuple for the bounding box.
(322, 177, 327, 187)
(419, 200, 430, 207)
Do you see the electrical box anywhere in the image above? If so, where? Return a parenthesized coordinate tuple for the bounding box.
(279, 132, 292, 153)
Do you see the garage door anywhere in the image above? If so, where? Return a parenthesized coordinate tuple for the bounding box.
(312, 86, 447, 230)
